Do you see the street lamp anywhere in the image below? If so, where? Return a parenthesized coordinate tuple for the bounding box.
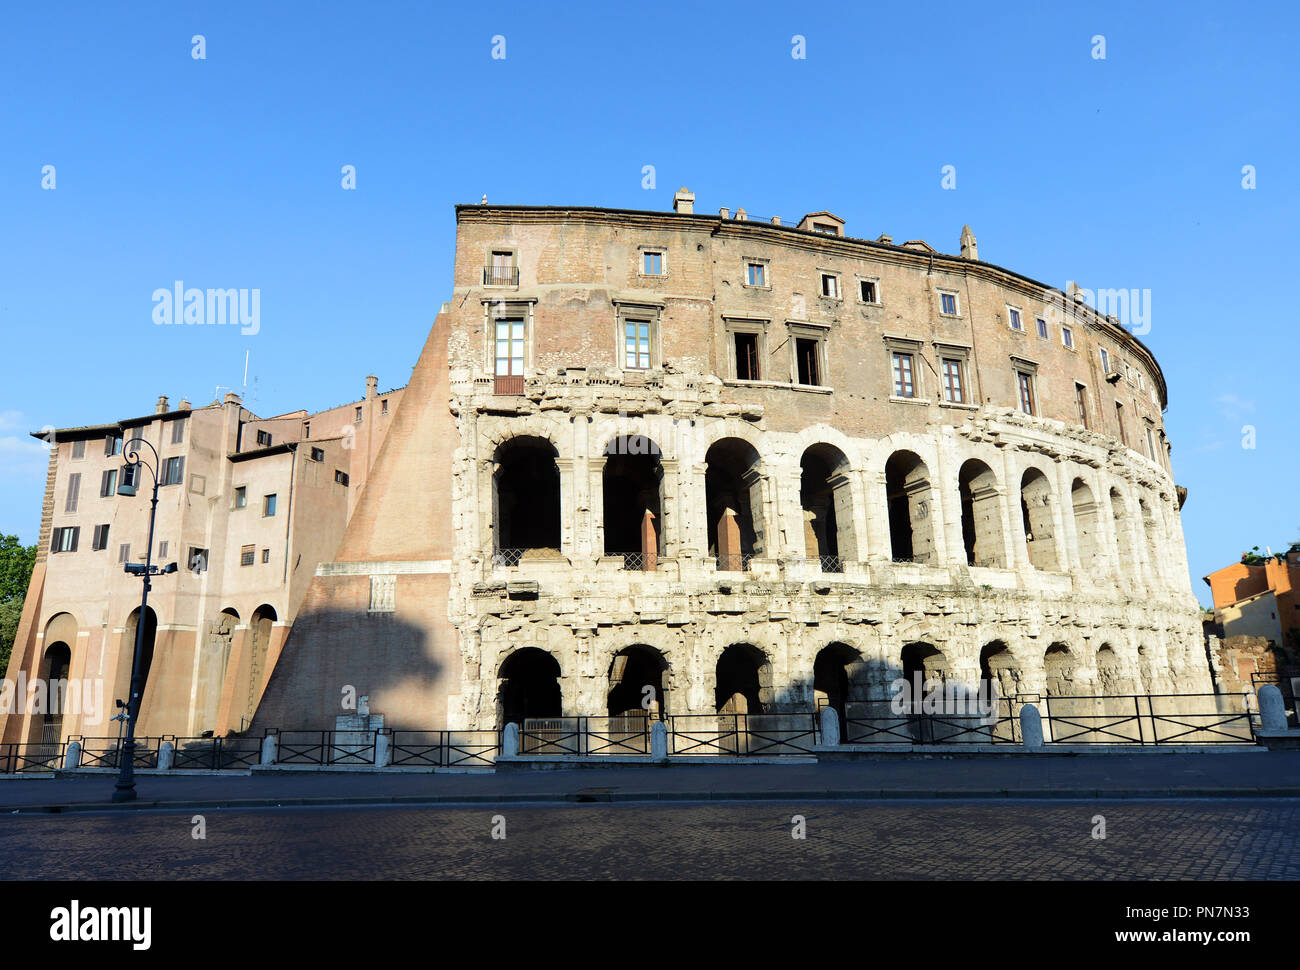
(112, 435, 177, 803)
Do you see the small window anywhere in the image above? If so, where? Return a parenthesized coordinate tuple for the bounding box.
(92, 525, 109, 552)
(494, 318, 526, 377)
(892, 352, 916, 398)
(380, 399, 388, 415)
(310, 446, 325, 462)
(624, 319, 652, 369)
(1100, 348, 1111, 373)
(642, 251, 663, 276)
(263, 493, 277, 516)
(161, 456, 185, 486)
(1008, 307, 1024, 332)
(335, 470, 350, 486)
(303, 421, 310, 438)
(859, 280, 878, 304)
(64, 473, 81, 513)
(1075, 383, 1089, 429)
(795, 337, 822, 385)
(820, 273, 839, 299)
(735, 332, 760, 380)
(1145, 424, 1157, 459)
(240, 544, 255, 567)
(1061, 326, 1074, 349)
(234, 485, 247, 509)
(157, 540, 168, 558)
(71, 439, 85, 460)
(188, 547, 209, 573)
(487, 250, 515, 285)
(1017, 371, 1036, 415)
(262, 548, 271, 564)
(355, 406, 363, 423)
(939, 292, 958, 316)
(256, 429, 272, 447)
(104, 435, 123, 457)
(1037, 318, 1048, 339)
(100, 468, 117, 497)
(941, 358, 965, 404)
(171, 419, 185, 444)
(746, 262, 766, 287)
(117, 542, 130, 564)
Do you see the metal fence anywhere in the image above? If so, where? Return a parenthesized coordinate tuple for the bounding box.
(74, 736, 162, 769)
(270, 730, 376, 766)
(169, 735, 262, 770)
(1042, 693, 1256, 745)
(666, 714, 819, 756)
(843, 699, 1019, 744)
(388, 730, 499, 768)
(0, 741, 64, 773)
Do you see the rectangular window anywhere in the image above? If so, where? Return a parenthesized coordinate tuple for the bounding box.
(354, 406, 363, 423)
(746, 262, 766, 287)
(1017, 372, 1036, 414)
(942, 358, 965, 403)
(157, 540, 168, 558)
(161, 456, 184, 486)
(64, 473, 81, 513)
(1100, 348, 1111, 374)
(256, 429, 272, 447)
(380, 399, 388, 415)
(71, 439, 85, 460)
(188, 547, 209, 573)
(240, 544, 255, 567)
(104, 435, 122, 457)
(303, 421, 310, 438)
(795, 337, 822, 385)
(892, 352, 916, 398)
(1075, 383, 1089, 428)
(310, 446, 325, 462)
(335, 470, 349, 486)
(860, 280, 878, 303)
(624, 319, 651, 369)
(735, 332, 760, 380)
(51, 527, 79, 553)
(940, 292, 958, 316)
(117, 542, 130, 564)
(100, 468, 117, 497)
(262, 548, 271, 563)
(1115, 402, 1127, 445)
(1008, 308, 1024, 332)
(494, 318, 525, 377)
(1037, 318, 1048, 339)
(642, 251, 663, 276)
(263, 493, 277, 516)
(170, 419, 185, 444)
(820, 274, 839, 298)
(92, 524, 109, 551)
(1145, 424, 1157, 459)
(234, 485, 247, 509)
(1061, 326, 1074, 349)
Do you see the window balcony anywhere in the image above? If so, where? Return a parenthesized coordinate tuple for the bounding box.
(483, 266, 520, 286)
(494, 375, 525, 395)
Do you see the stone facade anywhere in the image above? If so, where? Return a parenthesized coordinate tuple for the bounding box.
(252, 195, 1214, 733)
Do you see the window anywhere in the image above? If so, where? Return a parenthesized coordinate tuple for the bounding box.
(335, 470, 350, 486)
(624, 319, 651, 369)
(240, 544, 255, 567)
(1115, 402, 1127, 445)
(92, 524, 109, 551)
(494, 318, 526, 377)
(262, 548, 271, 563)
(642, 251, 663, 276)
(745, 262, 766, 287)
(1145, 423, 1157, 459)
(188, 547, 209, 573)
(795, 337, 822, 385)
(1017, 371, 1036, 415)
(263, 493, 277, 516)
(485, 250, 516, 286)
(256, 429, 272, 447)
(820, 273, 839, 299)
(157, 540, 168, 558)
(1061, 326, 1074, 349)
(355, 406, 363, 423)
(1037, 318, 1048, 339)
(859, 280, 878, 304)
(170, 419, 185, 444)
(310, 446, 325, 462)
(234, 485, 247, 509)
(380, 399, 388, 415)
(104, 435, 122, 457)
(71, 439, 85, 460)
(1075, 383, 1090, 428)
(939, 292, 958, 316)
(303, 421, 310, 438)
(893, 352, 916, 398)
(161, 456, 185, 486)
(64, 473, 81, 513)
(941, 358, 965, 403)
(812, 222, 839, 235)
(100, 468, 117, 497)
(735, 332, 760, 380)
(1008, 307, 1024, 332)
(1100, 348, 1111, 374)
(117, 543, 130, 564)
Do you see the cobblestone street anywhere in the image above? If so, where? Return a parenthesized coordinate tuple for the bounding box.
(3, 798, 1297, 880)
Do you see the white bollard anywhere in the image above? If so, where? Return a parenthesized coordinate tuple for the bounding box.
(501, 722, 520, 757)
(1258, 684, 1287, 732)
(820, 706, 841, 746)
(62, 740, 82, 771)
(157, 740, 175, 771)
(261, 733, 278, 765)
(1020, 704, 1044, 747)
(651, 720, 668, 762)
(374, 732, 391, 767)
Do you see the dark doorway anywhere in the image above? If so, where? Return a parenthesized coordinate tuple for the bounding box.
(499, 648, 562, 727)
(715, 644, 766, 714)
(495, 437, 561, 554)
(607, 645, 668, 717)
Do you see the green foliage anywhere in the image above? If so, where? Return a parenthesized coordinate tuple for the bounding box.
(0, 599, 23, 672)
(0, 534, 37, 672)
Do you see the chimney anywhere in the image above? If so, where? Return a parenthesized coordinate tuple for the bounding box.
(222, 391, 242, 407)
(672, 187, 694, 214)
(735, 207, 747, 221)
(366, 375, 378, 399)
(719, 207, 730, 220)
(770, 216, 782, 226)
(877, 233, 893, 245)
(960, 225, 978, 260)
(178, 397, 191, 411)
(156, 395, 169, 414)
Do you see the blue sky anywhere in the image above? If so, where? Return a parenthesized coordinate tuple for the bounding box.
(1, 0, 1296, 606)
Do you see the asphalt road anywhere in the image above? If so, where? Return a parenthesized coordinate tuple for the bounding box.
(2, 798, 1297, 880)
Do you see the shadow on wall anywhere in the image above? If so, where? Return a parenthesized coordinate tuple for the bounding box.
(244, 609, 444, 735)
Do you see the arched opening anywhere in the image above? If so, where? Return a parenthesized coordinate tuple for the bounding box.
(1095, 644, 1134, 695)
(813, 642, 861, 736)
(1071, 479, 1105, 579)
(243, 605, 277, 727)
(493, 436, 561, 561)
(705, 438, 764, 572)
(800, 444, 856, 571)
(39, 642, 71, 743)
(885, 451, 935, 563)
(1110, 488, 1139, 584)
(498, 648, 563, 727)
(958, 459, 1005, 568)
(978, 640, 1020, 703)
(602, 435, 664, 571)
(197, 608, 239, 736)
(1020, 468, 1059, 570)
(1043, 643, 1076, 697)
(900, 641, 947, 712)
(607, 645, 668, 718)
(715, 643, 767, 714)
(122, 606, 158, 717)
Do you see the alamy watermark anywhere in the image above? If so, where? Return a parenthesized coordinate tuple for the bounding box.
(152, 281, 260, 335)
(0, 674, 104, 726)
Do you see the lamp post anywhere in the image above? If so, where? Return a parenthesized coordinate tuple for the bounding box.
(112, 435, 177, 803)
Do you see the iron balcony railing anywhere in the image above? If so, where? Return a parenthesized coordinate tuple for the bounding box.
(482, 265, 520, 286)
(713, 553, 755, 573)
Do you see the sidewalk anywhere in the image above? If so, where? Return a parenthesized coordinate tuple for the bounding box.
(1, 750, 1297, 814)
